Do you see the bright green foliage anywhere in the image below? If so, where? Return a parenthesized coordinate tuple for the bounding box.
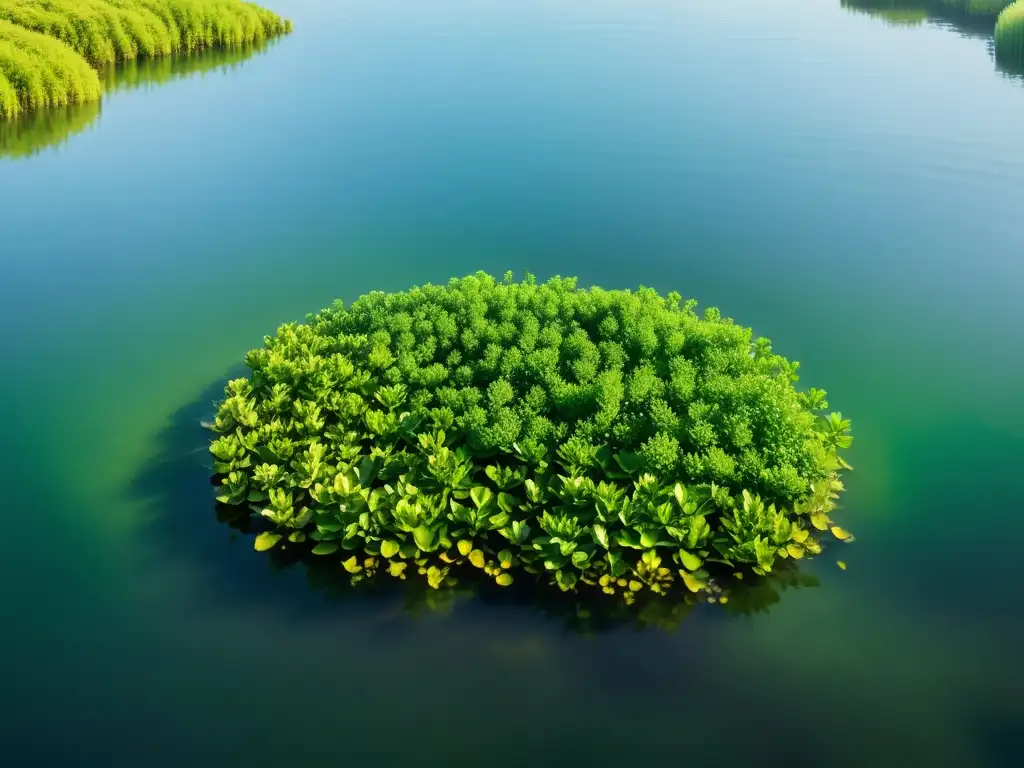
(0, 0, 291, 65)
(996, 1, 1024, 66)
(211, 273, 854, 601)
(0, 19, 102, 119)
(0, 0, 291, 120)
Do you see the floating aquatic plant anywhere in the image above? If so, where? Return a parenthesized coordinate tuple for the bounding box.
(0, 0, 291, 120)
(210, 272, 854, 602)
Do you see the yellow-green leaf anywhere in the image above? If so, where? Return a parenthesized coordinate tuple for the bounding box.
(342, 556, 362, 573)
(254, 532, 281, 552)
(469, 550, 486, 568)
(810, 513, 829, 531)
(389, 561, 408, 578)
(831, 526, 854, 542)
(786, 543, 805, 559)
(837, 560, 847, 570)
(380, 539, 400, 559)
(495, 573, 513, 587)
(680, 570, 707, 593)
(457, 539, 473, 557)
(678, 550, 702, 571)
(792, 528, 809, 544)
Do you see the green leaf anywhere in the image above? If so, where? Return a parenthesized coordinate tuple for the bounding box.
(680, 570, 707, 593)
(412, 525, 439, 552)
(311, 542, 339, 555)
(613, 451, 644, 475)
(830, 526, 854, 542)
(470, 486, 493, 509)
(254, 532, 281, 552)
(673, 483, 687, 507)
(678, 550, 702, 571)
(380, 539, 400, 559)
(640, 530, 659, 548)
(592, 523, 609, 548)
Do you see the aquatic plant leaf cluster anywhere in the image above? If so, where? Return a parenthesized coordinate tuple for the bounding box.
(210, 273, 854, 601)
(0, 0, 291, 120)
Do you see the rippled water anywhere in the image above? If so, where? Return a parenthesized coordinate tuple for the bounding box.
(1, 1, 1022, 765)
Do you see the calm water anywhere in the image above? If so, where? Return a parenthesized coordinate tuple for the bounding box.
(2, 1, 1023, 765)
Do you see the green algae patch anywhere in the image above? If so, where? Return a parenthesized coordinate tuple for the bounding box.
(0, 0, 291, 121)
(996, 1, 1024, 67)
(210, 273, 854, 601)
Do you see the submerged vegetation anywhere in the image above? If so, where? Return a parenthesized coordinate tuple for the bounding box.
(210, 273, 854, 602)
(0, 0, 291, 120)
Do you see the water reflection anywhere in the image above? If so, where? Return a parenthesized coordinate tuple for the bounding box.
(841, 0, 999, 38)
(0, 40, 277, 159)
(134, 374, 821, 634)
(840, 1, 1024, 80)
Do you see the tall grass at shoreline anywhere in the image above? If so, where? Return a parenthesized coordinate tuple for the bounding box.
(0, 19, 102, 119)
(0, 0, 290, 121)
(995, 1, 1024, 66)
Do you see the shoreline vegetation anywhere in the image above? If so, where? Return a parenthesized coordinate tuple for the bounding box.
(842, 0, 1024, 71)
(210, 273, 855, 603)
(1, 37, 276, 157)
(0, 0, 291, 121)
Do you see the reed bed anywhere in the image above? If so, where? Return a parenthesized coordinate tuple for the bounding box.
(995, 1, 1024, 65)
(0, 1, 291, 66)
(0, 19, 102, 119)
(0, 1, 290, 121)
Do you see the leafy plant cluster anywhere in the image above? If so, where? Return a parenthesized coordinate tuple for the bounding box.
(211, 272, 854, 601)
(0, 0, 291, 120)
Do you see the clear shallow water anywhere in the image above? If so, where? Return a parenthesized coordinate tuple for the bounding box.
(1, 1, 1022, 765)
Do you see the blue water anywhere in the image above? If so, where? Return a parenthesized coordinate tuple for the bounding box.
(1, 1, 1022, 765)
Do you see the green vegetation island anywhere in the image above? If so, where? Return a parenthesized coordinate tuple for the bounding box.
(210, 273, 855, 602)
(0, 0, 291, 121)
(843, 0, 1024, 69)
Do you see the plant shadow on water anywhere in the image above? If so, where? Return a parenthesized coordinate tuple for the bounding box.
(132, 373, 823, 635)
(0, 39, 278, 159)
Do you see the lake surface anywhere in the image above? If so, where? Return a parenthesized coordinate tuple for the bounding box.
(1, 1, 1022, 765)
